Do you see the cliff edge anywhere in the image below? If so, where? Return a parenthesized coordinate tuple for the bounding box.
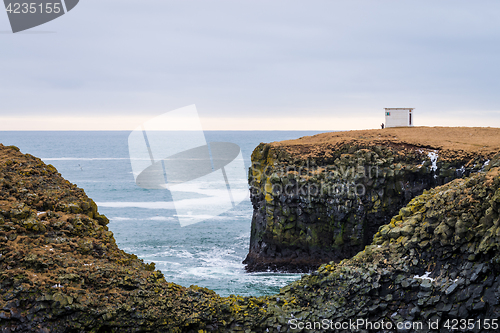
(244, 127, 500, 272)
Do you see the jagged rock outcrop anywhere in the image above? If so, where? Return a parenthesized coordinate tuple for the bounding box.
(0, 144, 235, 332)
(244, 127, 500, 272)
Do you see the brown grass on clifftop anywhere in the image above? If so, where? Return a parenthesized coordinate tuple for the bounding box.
(272, 126, 500, 160)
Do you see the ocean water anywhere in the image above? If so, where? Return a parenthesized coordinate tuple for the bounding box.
(0, 130, 327, 297)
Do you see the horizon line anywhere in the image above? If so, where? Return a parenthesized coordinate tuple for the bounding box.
(1, 126, 499, 132)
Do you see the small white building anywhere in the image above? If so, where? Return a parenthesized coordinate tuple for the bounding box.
(384, 108, 414, 128)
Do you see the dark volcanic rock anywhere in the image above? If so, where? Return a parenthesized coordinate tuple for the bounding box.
(0, 144, 235, 332)
(3, 130, 500, 332)
(244, 128, 499, 272)
(261, 163, 500, 332)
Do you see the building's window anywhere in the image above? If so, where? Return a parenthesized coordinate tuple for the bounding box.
(386, 112, 390, 116)
(409, 113, 412, 125)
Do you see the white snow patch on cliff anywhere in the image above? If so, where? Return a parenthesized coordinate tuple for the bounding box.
(413, 271, 435, 282)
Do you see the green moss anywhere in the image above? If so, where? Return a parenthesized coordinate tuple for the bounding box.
(334, 230, 344, 247)
(6, 145, 20, 152)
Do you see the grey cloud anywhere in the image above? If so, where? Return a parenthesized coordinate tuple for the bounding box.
(0, 0, 499, 121)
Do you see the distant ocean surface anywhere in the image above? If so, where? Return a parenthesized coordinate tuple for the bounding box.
(0, 131, 327, 297)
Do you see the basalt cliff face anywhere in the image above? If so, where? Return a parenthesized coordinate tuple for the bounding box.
(244, 127, 500, 272)
(259, 163, 500, 332)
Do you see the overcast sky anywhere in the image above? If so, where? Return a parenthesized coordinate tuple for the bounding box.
(1, 0, 499, 130)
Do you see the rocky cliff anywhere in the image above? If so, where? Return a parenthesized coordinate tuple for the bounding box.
(3, 127, 500, 332)
(244, 161, 500, 332)
(244, 127, 500, 272)
(0, 144, 235, 332)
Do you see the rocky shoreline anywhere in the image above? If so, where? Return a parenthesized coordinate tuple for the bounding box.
(2, 127, 500, 332)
